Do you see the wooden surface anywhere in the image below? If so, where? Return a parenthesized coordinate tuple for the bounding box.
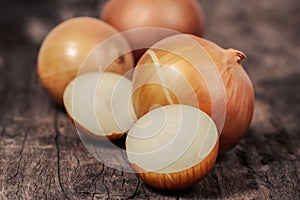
(0, 0, 299, 199)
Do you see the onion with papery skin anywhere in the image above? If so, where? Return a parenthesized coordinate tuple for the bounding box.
(37, 17, 134, 105)
(63, 71, 137, 140)
(132, 34, 254, 153)
(100, 0, 204, 60)
(126, 104, 219, 190)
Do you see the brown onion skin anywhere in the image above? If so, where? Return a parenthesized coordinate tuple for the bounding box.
(65, 112, 124, 141)
(131, 141, 218, 190)
(132, 35, 254, 153)
(37, 17, 134, 105)
(100, 0, 204, 61)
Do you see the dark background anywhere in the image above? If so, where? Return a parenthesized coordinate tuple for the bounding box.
(0, 0, 299, 199)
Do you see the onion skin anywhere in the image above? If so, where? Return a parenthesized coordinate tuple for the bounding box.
(100, 0, 204, 60)
(131, 141, 218, 190)
(68, 117, 124, 141)
(132, 35, 254, 153)
(37, 17, 134, 105)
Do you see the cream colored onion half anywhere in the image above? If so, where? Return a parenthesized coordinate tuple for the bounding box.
(63, 71, 137, 140)
(126, 104, 219, 190)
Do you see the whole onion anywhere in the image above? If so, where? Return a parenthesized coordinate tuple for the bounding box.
(100, 0, 204, 60)
(37, 17, 134, 105)
(132, 34, 254, 153)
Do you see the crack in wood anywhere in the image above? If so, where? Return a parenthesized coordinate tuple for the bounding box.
(72, 142, 80, 166)
(16, 129, 27, 199)
(127, 179, 141, 199)
(91, 164, 105, 200)
(54, 111, 70, 200)
(104, 184, 110, 200)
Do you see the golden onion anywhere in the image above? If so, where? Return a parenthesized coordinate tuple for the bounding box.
(132, 34, 254, 153)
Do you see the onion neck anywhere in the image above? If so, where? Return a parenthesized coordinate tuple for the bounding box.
(227, 48, 246, 64)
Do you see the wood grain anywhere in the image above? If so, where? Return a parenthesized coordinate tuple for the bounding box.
(0, 0, 299, 199)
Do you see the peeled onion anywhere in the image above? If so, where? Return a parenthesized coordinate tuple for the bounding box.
(37, 17, 134, 105)
(126, 104, 218, 190)
(132, 34, 254, 153)
(63, 71, 137, 140)
(100, 0, 204, 60)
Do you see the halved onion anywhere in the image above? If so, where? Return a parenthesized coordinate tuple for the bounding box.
(63, 71, 137, 140)
(126, 104, 219, 190)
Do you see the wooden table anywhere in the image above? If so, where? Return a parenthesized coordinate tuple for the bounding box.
(0, 0, 299, 199)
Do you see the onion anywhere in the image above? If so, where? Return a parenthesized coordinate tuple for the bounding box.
(37, 17, 134, 105)
(126, 104, 218, 190)
(63, 71, 137, 140)
(132, 34, 254, 153)
(100, 0, 204, 60)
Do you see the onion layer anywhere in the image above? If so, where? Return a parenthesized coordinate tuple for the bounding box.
(126, 104, 219, 190)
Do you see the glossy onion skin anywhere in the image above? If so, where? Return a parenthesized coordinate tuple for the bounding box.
(131, 142, 218, 190)
(37, 17, 134, 105)
(132, 35, 255, 153)
(100, 0, 204, 60)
